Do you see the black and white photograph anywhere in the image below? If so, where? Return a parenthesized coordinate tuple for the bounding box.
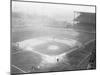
(11, 0, 96, 74)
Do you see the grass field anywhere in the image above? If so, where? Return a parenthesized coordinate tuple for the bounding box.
(11, 33, 95, 74)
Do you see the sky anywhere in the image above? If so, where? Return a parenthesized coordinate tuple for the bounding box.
(12, 1, 95, 23)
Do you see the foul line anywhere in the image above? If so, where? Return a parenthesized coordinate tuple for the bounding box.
(12, 65, 27, 73)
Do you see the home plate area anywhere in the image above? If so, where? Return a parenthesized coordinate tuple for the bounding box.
(11, 36, 82, 73)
